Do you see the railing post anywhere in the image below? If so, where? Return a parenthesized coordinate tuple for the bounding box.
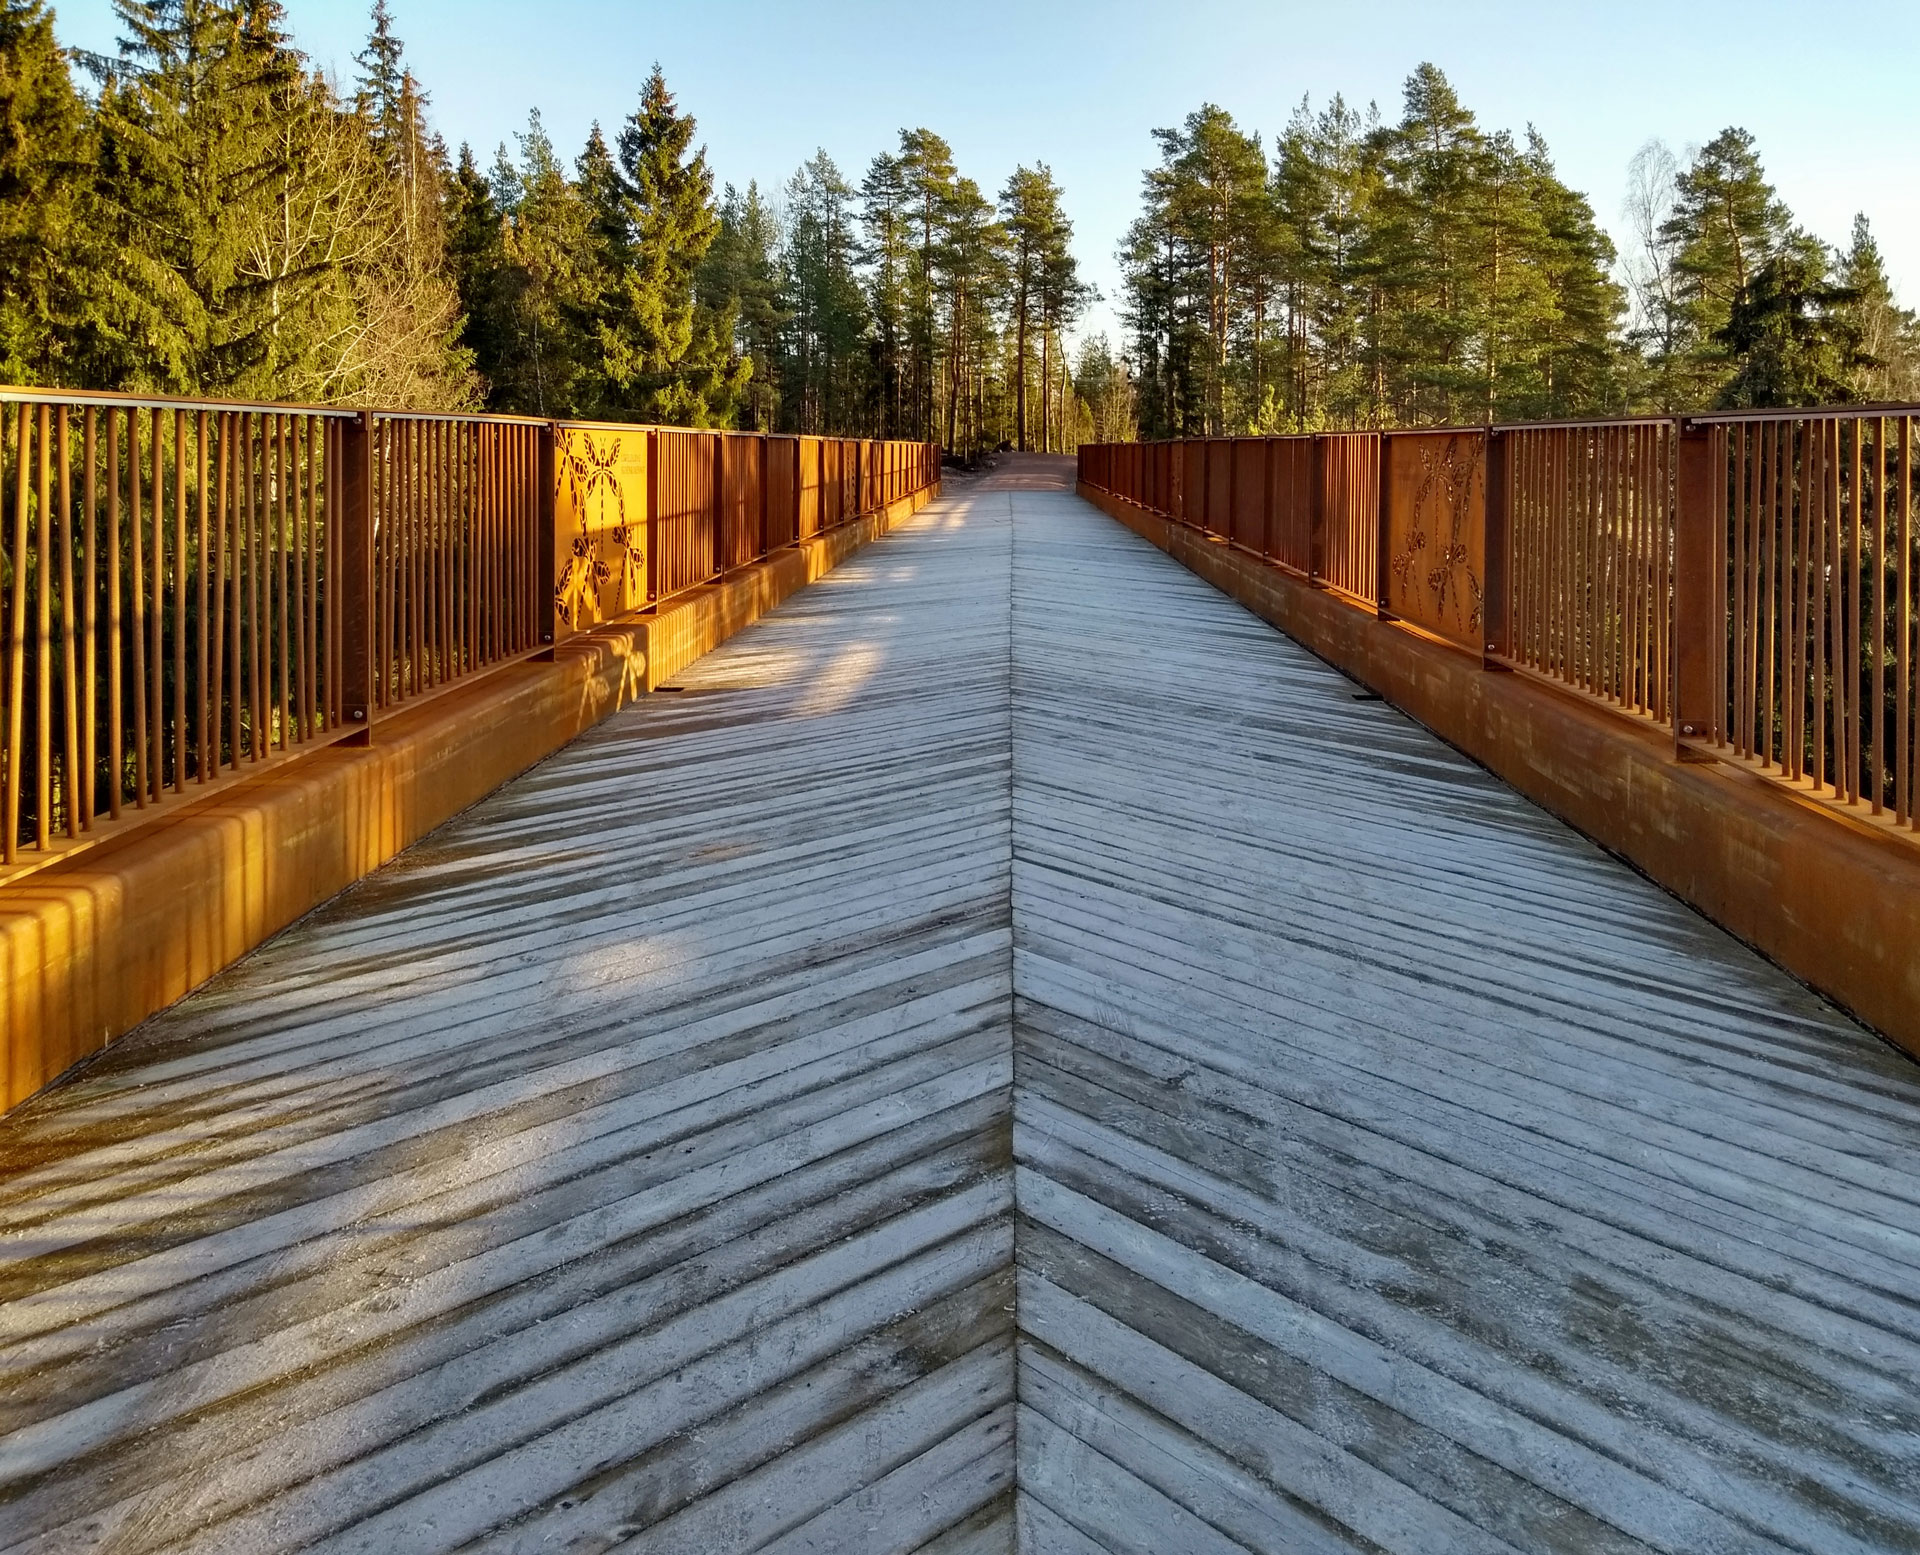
(336, 410, 376, 741)
(1375, 430, 1395, 617)
(759, 433, 770, 556)
(1673, 419, 1719, 754)
(646, 430, 660, 603)
(1482, 425, 1510, 667)
(536, 421, 557, 653)
(1309, 434, 1328, 586)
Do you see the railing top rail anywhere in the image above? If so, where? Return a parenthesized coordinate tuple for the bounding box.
(375, 408, 550, 427)
(0, 384, 362, 418)
(1491, 414, 1678, 433)
(557, 415, 934, 445)
(1683, 401, 1920, 427)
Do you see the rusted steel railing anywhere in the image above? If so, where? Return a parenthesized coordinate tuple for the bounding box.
(370, 412, 547, 716)
(1687, 408, 1917, 822)
(1506, 419, 1675, 720)
(1, 386, 939, 876)
(0, 391, 357, 869)
(1081, 405, 1919, 836)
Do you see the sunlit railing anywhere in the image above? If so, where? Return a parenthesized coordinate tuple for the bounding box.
(0, 387, 940, 875)
(1080, 405, 1919, 835)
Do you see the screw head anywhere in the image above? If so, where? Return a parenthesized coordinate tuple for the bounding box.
(351, 709, 365, 721)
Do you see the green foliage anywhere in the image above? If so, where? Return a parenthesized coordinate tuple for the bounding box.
(588, 66, 742, 424)
(0, 0, 95, 384)
(1125, 66, 1628, 435)
(7, 6, 1905, 434)
(700, 180, 784, 429)
(1715, 245, 1866, 408)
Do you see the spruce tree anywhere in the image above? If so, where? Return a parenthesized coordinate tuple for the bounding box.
(446, 141, 511, 401)
(0, 0, 95, 384)
(90, 0, 324, 395)
(1838, 216, 1920, 402)
(1715, 242, 1866, 408)
(488, 111, 599, 416)
(598, 65, 742, 424)
(859, 152, 911, 434)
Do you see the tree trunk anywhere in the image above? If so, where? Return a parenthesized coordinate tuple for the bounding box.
(1039, 324, 1050, 452)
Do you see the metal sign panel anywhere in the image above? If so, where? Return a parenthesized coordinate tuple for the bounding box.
(555, 423, 648, 635)
(1386, 430, 1486, 647)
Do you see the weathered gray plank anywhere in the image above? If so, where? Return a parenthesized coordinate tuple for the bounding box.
(0, 484, 1017, 1555)
(1009, 493, 1920, 1555)
(2, 463, 1917, 1555)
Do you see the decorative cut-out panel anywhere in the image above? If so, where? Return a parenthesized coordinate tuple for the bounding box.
(555, 423, 648, 634)
(1385, 430, 1485, 648)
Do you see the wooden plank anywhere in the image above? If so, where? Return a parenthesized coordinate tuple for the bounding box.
(3, 463, 1918, 1554)
(1008, 492, 1920, 1555)
(0, 487, 1015, 1554)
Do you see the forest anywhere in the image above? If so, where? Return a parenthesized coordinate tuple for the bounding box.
(1, 1, 1914, 450)
(0, 0, 1088, 453)
(1114, 64, 1920, 439)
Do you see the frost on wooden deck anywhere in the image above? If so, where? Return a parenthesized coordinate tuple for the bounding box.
(2, 459, 1918, 1555)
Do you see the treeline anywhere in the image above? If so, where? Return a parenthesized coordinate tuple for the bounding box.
(0, 0, 1093, 450)
(1116, 63, 1920, 438)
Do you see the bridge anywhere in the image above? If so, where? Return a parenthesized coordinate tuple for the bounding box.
(1, 409, 1919, 1552)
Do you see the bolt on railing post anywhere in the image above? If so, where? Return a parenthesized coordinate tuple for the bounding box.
(1483, 426, 1510, 668)
(1672, 419, 1719, 754)
(335, 409, 376, 741)
(536, 421, 557, 652)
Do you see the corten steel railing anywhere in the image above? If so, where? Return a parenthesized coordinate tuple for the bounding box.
(371, 412, 547, 714)
(1, 386, 940, 877)
(1507, 419, 1675, 720)
(1081, 405, 1919, 836)
(1693, 408, 1917, 820)
(0, 390, 356, 870)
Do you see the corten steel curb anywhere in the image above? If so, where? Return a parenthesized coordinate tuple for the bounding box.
(0, 485, 937, 1111)
(1082, 483, 1920, 1061)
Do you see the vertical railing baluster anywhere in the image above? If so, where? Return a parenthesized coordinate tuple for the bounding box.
(56, 409, 78, 837)
(81, 409, 97, 825)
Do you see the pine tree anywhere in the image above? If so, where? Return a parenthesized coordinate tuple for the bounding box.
(1660, 127, 1791, 406)
(778, 151, 867, 434)
(859, 152, 911, 434)
(699, 180, 784, 429)
(1001, 164, 1059, 449)
(1036, 197, 1090, 452)
(896, 128, 955, 441)
(0, 0, 96, 384)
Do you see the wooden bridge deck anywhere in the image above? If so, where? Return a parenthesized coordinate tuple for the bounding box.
(3, 459, 1918, 1553)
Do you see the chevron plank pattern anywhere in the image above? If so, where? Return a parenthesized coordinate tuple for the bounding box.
(1, 462, 1917, 1554)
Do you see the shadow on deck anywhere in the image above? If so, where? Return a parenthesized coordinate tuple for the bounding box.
(1, 455, 1916, 1554)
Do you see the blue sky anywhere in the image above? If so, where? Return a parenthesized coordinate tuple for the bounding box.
(55, 0, 1920, 350)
